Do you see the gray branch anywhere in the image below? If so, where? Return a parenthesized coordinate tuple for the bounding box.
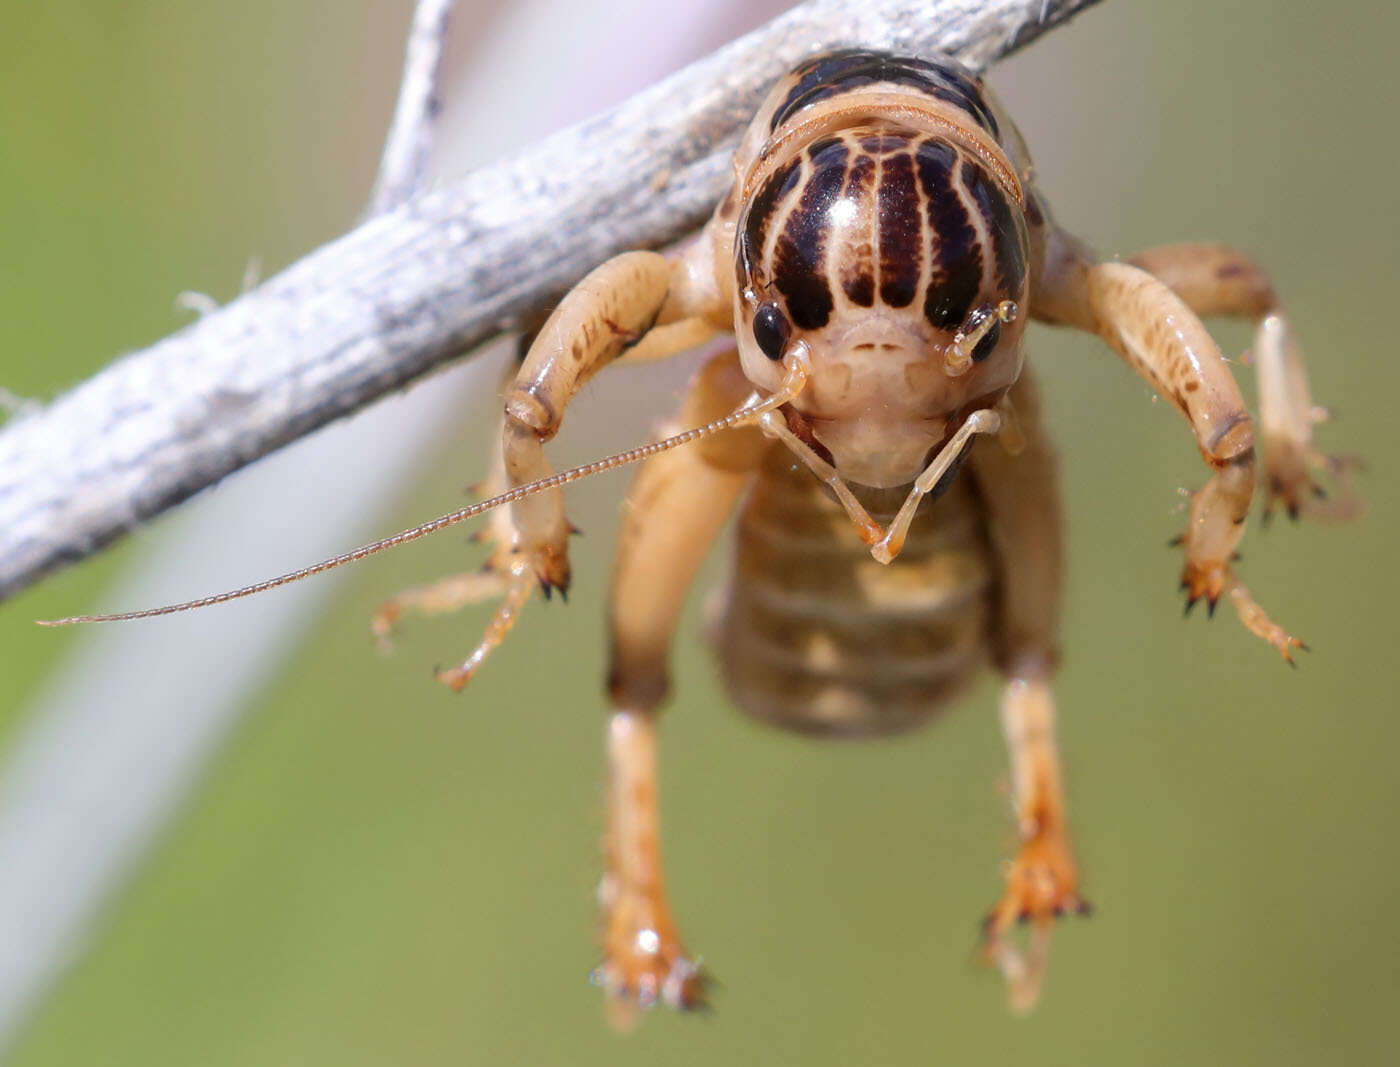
(0, 0, 1099, 602)
(370, 0, 456, 214)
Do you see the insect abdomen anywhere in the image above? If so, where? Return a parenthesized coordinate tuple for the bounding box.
(715, 448, 994, 737)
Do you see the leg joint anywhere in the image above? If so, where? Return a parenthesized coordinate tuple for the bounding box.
(1205, 411, 1255, 466)
(996, 647, 1059, 681)
(504, 388, 559, 440)
(607, 666, 670, 714)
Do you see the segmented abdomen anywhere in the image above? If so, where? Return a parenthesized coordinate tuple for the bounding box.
(715, 447, 995, 737)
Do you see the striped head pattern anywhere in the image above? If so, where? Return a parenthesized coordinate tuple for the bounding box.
(731, 51, 1033, 488)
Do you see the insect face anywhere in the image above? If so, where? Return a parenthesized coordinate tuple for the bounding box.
(734, 126, 1029, 489)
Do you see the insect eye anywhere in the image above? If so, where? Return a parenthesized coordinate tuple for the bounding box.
(971, 318, 1001, 362)
(752, 302, 790, 360)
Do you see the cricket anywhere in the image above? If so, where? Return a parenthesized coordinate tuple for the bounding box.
(41, 48, 1358, 1021)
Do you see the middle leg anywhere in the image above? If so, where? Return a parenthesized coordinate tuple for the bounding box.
(970, 370, 1088, 1012)
(597, 350, 764, 1025)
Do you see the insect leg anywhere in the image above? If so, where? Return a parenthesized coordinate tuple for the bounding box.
(986, 676, 1083, 1013)
(419, 460, 537, 691)
(969, 371, 1086, 1013)
(1033, 233, 1302, 661)
(973, 371, 1063, 688)
(596, 351, 762, 1024)
(1126, 243, 1277, 319)
(504, 248, 724, 596)
(1128, 243, 1360, 522)
(382, 259, 737, 689)
(370, 559, 523, 654)
(365, 348, 541, 686)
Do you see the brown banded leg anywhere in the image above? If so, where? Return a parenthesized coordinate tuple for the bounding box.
(597, 351, 763, 1026)
(970, 372, 1086, 1012)
(390, 242, 724, 690)
(1034, 232, 1303, 661)
(1127, 243, 1276, 319)
(503, 244, 724, 596)
(1129, 243, 1360, 522)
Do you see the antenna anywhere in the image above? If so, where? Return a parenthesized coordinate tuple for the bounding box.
(39, 355, 809, 626)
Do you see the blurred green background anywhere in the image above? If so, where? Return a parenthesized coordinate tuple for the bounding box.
(2, 1, 1398, 1063)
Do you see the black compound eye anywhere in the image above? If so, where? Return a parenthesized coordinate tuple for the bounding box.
(752, 302, 790, 360)
(971, 318, 1001, 362)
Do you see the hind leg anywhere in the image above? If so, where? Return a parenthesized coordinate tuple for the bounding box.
(970, 371, 1087, 1012)
(597, 351, 763, 1026)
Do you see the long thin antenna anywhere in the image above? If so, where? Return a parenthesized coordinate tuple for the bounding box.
(38, 357, 808, 626)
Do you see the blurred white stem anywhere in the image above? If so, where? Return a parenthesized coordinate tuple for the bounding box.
(371, 0, 456, 213)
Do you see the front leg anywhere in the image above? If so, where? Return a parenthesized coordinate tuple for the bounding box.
(372, 371, 541, 689)
(1035, 236, 1300, 659)
(504, 247, 721, 595)
(1128, 243, 1361, 522)
(397, 244, 724, 690)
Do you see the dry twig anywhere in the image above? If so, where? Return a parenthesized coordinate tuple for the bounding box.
(370, 0, 456, 214)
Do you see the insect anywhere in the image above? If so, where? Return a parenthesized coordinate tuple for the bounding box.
(46, 49, 1357, 1022)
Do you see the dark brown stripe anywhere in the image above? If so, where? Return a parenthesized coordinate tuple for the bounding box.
(738, 156, 802, 289)
(915, 139, 981, 331)
(860, 133, 909, 156)
(877, 149, 921, 308)
(771, 50, 999, 139)
(962, 159, 1027, 298)
(839, 153, 876, 307)
(773, 138, 847, 330)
